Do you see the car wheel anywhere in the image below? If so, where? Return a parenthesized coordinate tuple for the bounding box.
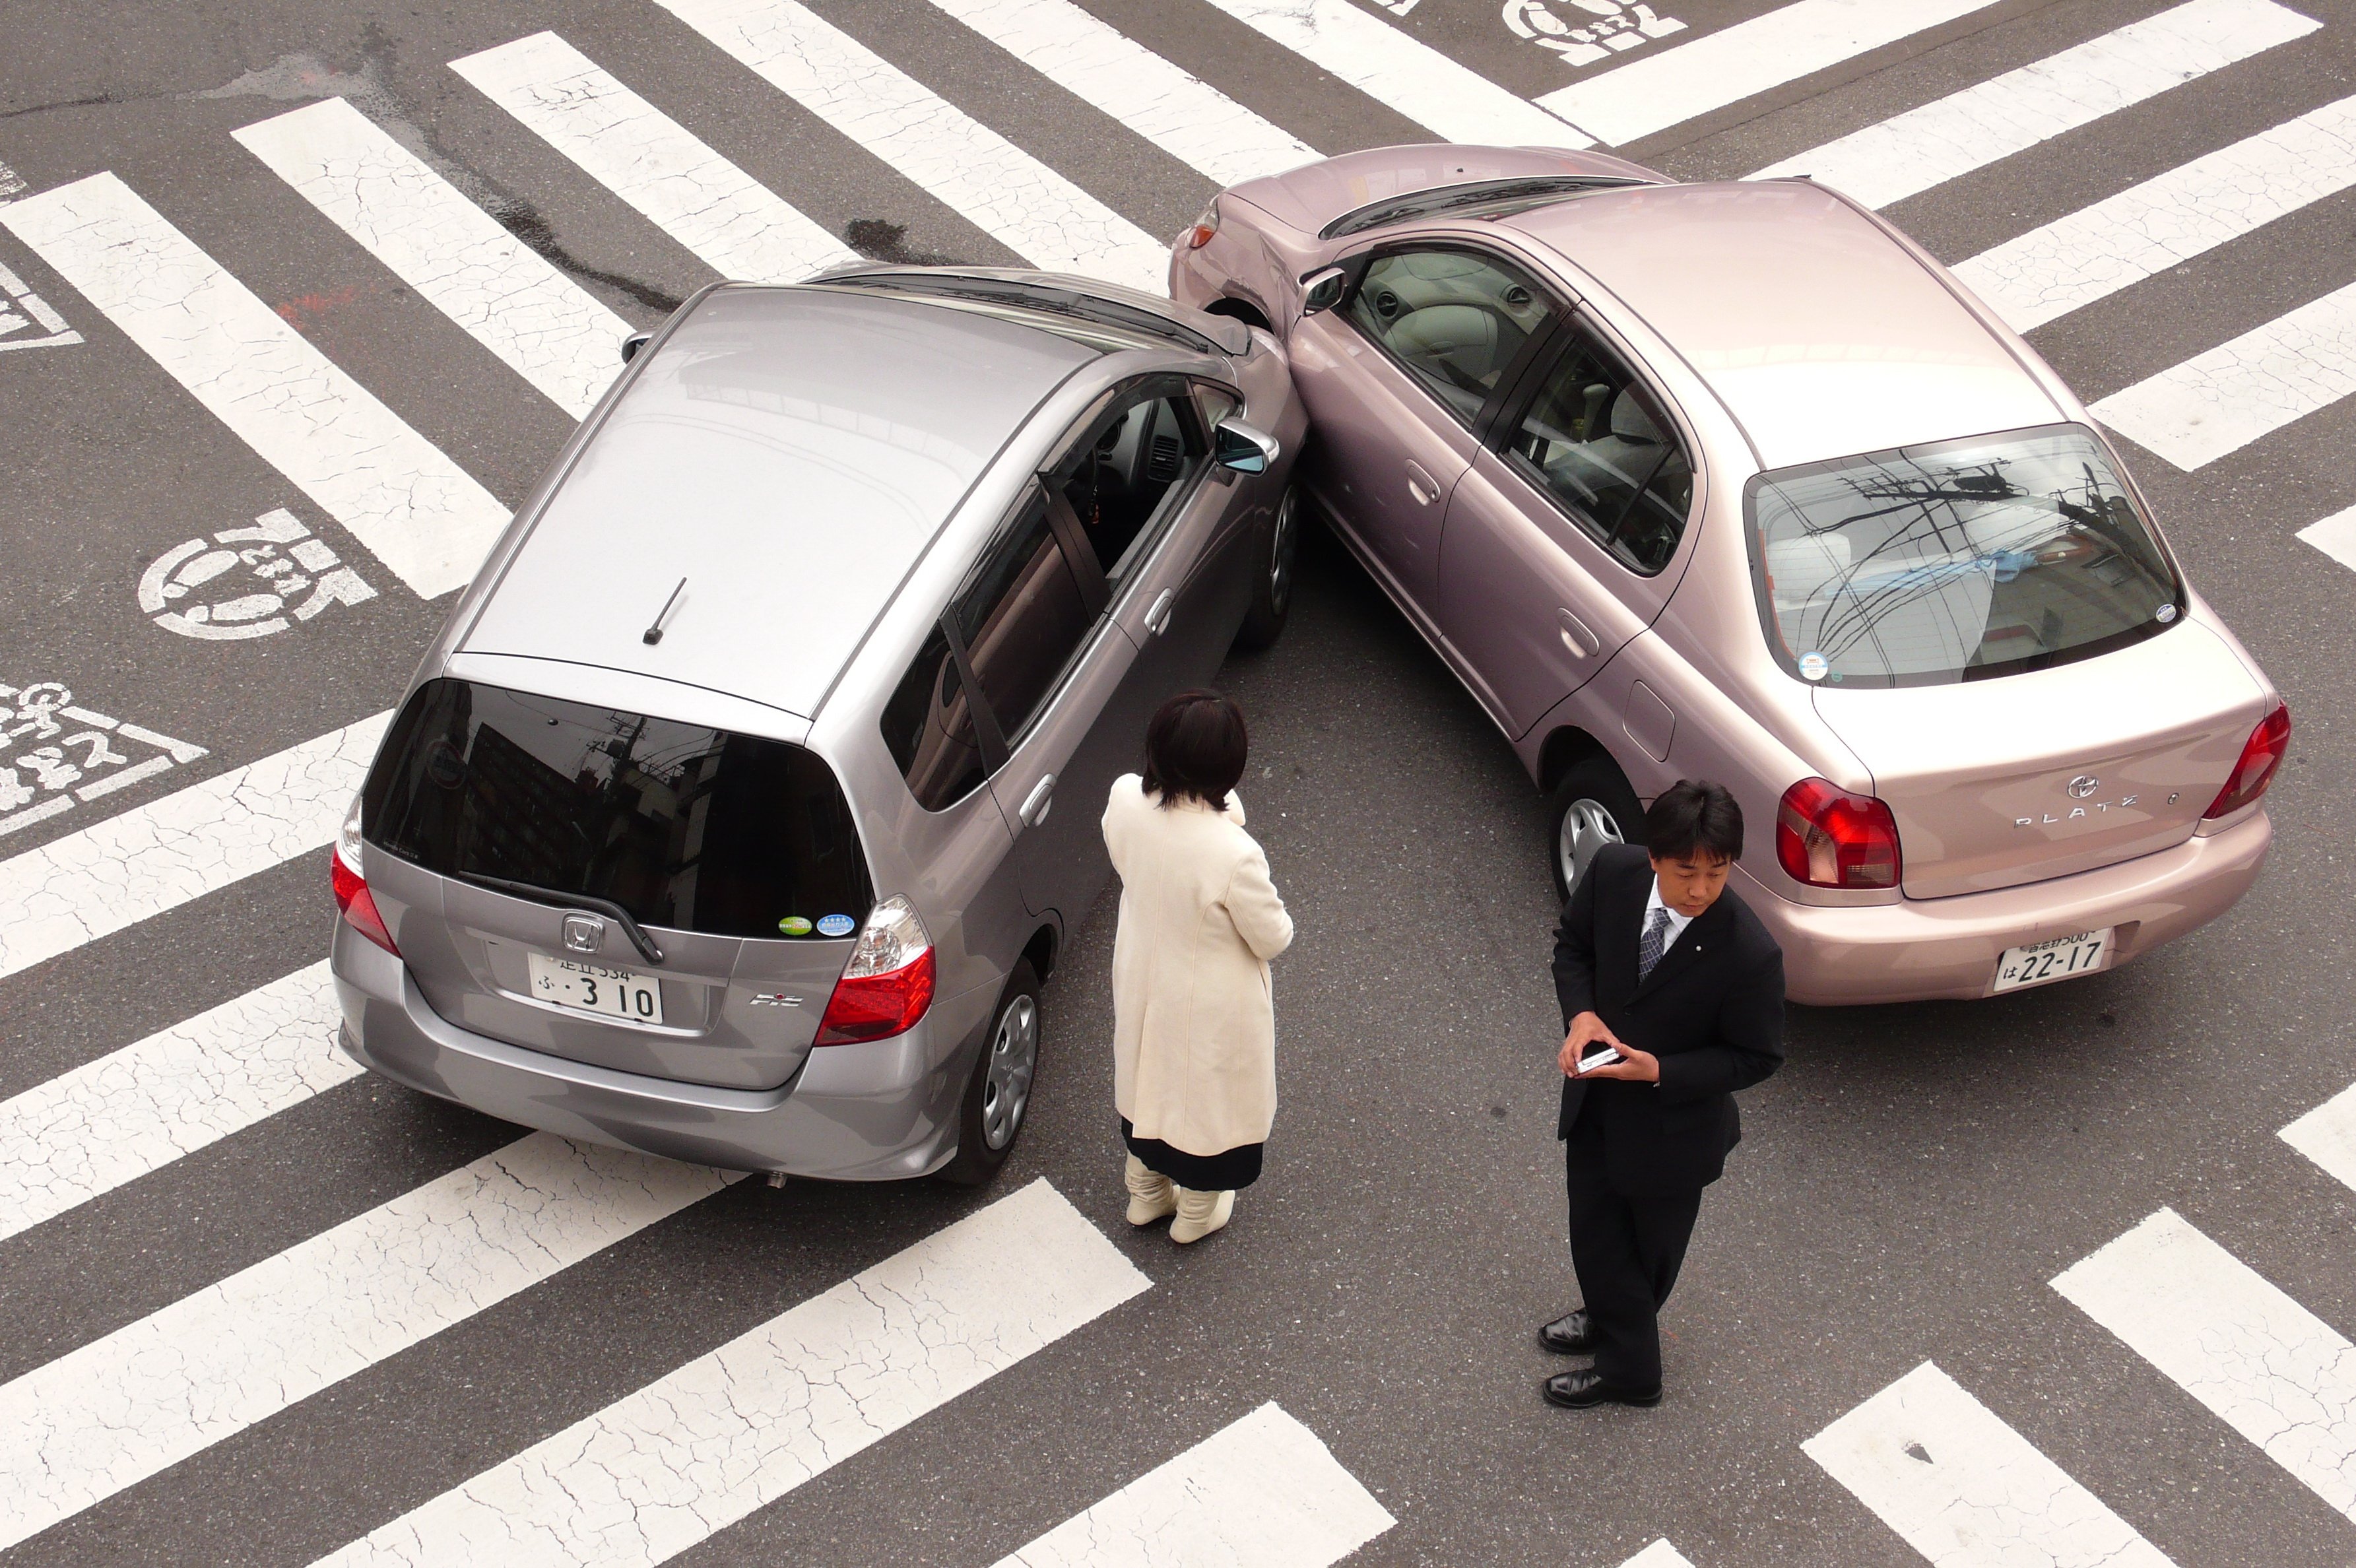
(1547, 754, 1646, 903)
(1230, 484, 1299, 652)
(936, 961, 1041, 1187)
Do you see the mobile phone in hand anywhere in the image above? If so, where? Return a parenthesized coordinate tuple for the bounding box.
(1576, 1044, 1623, 1074)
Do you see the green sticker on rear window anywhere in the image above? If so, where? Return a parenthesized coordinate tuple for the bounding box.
(778, 915, 812, 936)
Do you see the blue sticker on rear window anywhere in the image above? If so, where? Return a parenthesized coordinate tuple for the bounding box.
(816, 913, 856, 937)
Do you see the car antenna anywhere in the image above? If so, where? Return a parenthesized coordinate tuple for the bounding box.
(641, 577, 687, 645)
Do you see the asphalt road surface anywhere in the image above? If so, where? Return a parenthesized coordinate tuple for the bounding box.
(6, 1, 2356, 1563)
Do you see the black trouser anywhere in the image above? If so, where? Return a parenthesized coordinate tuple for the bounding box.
(1563, 1117, 1704, 1393)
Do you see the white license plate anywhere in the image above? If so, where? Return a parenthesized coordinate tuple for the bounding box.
(1992, 928, 2112, 994)
(527, 952, 664, 1024)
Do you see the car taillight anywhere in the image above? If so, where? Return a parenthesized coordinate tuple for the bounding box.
(331, 795, 399, 955)
(2204, 702, 2291, 820)
(1776, 777, 1902, 890)
(814, 894, 935, 1045)
(1184, 198, 1219, 249)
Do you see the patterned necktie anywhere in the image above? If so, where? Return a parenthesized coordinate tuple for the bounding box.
(1637, 905, 1674, 983)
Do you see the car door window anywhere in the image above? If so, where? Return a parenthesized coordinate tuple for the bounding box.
(1503, 326, 1693, 575)
(1344, 249, 1552, 427)
(881, 622, 988, 811)
(952, 483, 1099, 746)
(1049, 384, 1210, 600)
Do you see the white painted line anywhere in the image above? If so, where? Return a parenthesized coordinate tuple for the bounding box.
(1620, 1544, 1699, 1568)
(921, 0, 1319, 187)
(0, 158, 26, 199)
(72, 752, 174, 800)
(0, 711, 389, 981)
(2054, 1208, 2356, 1521)
(1955, 93, 2356, 333)
(990, 1402, 1394, 1568)
(311, 1179, 1146, 1567)
(1804, 1360, 2176, 1567)
(2091, 277, 2356, 469)
(0, 1133, 733, 1552)
(1751, 0, 2318, 208)
(0, 174, 509, 597)
(2283, 1082, 2356, 1187)
(1198, 0, 1588, 147)
(1543, 0, 2001, 147)
(0, 796, 75, 837)
(2294, 503, 2356, 575)
(650, 0, 1169, 291)
(0, 962, 354, 1243)
(234, 98, 632, 421)
(450, 32, 856, 285)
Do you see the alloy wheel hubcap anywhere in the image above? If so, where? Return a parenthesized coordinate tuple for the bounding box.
(1558, 798, 1623, 890)
(980, 994, 1038, 1150)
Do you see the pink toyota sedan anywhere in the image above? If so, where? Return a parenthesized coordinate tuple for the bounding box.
(1171, 145, 2287, 1006)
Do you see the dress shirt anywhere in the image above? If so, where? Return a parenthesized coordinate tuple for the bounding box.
(1643, 878, 1693, 953)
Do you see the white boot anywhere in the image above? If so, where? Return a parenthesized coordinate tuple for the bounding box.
(1169, 1187, 1234, 1244)
(1124, 1155, 1177, 1226)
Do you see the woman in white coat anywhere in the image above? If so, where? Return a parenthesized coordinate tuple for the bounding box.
(1101, 690, 1293, 1244)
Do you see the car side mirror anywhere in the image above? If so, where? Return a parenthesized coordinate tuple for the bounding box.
(1214, 418, 1279, 475)
(620, 331, 653, 364)
(1300, 267, 1346, 316)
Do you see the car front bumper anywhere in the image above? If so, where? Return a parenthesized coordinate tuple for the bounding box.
(331, 923, 993, 1179)
(1752, 808, 2272, 1006)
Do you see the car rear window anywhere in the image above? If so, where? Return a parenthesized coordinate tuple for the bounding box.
(1746, 425, 2185, 688)
(362, 678, 872, 939)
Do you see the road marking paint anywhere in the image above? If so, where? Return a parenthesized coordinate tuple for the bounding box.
(1804, 1359, 2177, 1567)
(311, 1179, 1146, 1567)
(72, 754, 174, 800)
(989, 1402, 1394, 1567)
(0, 711, 387, 982)
(0, 1133, 733, 1552)
(0, 257, 82, 352)
(0, 158, 25, 199)
(1198, 0, 1589, 146)
(649, 0, 1168, 290)
(0, 797, 73, 836)
(0, 173, 509, 597)
(1620, 1543, 1699, 1568)
(2293, 502, 2356, 575)
(136, 507, 376, 641)
(1542, 0, 2002, 147)
(1955, 92, 2356, 333)
(450, 32, 856, 285)
(1751, 0, 2318, 208)
(0, 962, 354, 1243)
(234, 98, 632, 420)
(1, 678, 209, 835)
(919, 0, 1320, 187)
(2091, 277, 2356, 469)
(2283, 1081, 2356, 1187)
(2054, 1207, 2356, 1520)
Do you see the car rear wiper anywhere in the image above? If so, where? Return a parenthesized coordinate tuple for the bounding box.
(451, 872, 667, 964)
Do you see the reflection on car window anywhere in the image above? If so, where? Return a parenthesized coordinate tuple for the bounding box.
(1345, 249, 1551, 427)
(1320, 176, 1646, 240)
(882, 623, 987, 810)
(954, 488, 1097, 743)
(1748, 426, 2184, 688)
(1051, 389, 1207, 597)
(1505, 329, 1691, 574)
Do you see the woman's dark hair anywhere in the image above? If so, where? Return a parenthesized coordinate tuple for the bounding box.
(1142, 689, 1249, 811)
(1645, 779, 1744, 863)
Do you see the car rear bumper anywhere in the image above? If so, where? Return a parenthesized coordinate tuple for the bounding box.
(1751, 808, 2272, 1006)
(330, 923, 992, 1179)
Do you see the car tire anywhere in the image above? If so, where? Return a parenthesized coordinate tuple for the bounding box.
(1230, 484, 1299, 653)
(1548, 753, 1646, 904)
(936, 960, 1042, 1187)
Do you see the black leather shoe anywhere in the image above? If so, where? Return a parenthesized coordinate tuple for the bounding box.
(1542, 1369, 1662, 1409)
(1538, 1309, 1598, 1354)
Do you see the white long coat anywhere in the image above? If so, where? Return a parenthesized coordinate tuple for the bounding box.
(1102, 773, 1294, 1157)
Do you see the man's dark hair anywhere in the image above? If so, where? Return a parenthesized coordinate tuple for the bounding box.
(1645, 779, 1744, 863)
(1142, 689, 1248, 811)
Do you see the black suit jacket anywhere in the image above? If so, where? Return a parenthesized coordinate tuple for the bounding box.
(1554, 843, 1786, 1194)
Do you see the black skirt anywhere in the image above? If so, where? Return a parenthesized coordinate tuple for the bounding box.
(1121, 1117, 1263, 1191)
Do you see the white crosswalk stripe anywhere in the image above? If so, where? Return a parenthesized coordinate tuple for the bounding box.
(1751, 0, 2319, 209)
(1804, 1360, 2176, 1567)
(649, 0, 1169, 290)
(1620, 1543, 1699, 1568)
(0, 962, 352, 1243)
(0, 1134, 735, 1552)
(2294, 504, 2356, 574)
(2054, 1208, 2356, 1522)
(310, 1179, 1144, 1567)
(990, 1402, 1394, 1567)
(234, 97, 632, 420)
(449, 32, 857, 286)
(0, 173, 509, 598)
(2091, 278, 2356, 469)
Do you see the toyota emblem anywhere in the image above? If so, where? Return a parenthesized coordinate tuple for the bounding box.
(562, 913, 605, 953)
(2066, 775, 2100, 799)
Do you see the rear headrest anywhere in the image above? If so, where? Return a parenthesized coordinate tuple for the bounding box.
(1608, 389, 1664, 445)
(1387, 304, 1499, 360)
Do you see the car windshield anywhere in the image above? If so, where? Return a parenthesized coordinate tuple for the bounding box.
(362, 678, 872, 938)
(1320, 176, 1645, 240)
(1747, 425, 2184, 688)
(815, 273, 1224, 355)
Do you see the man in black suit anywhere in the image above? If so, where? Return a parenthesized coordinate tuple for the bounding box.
(1540, 779, 1784, 1409)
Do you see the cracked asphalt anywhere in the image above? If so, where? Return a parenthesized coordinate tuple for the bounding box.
(5, 0, 2356, 1563)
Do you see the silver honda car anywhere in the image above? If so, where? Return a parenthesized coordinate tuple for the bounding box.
(330, 268, 1305, 1183)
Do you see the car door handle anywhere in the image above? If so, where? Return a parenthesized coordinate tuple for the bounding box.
(1019, 773, 1056, 828)
(1558, 608, 1596, 658)
(1404, 461, 1439, 506)
(1144, 588, 1175, 637)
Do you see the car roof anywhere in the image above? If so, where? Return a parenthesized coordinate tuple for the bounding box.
(461, 284, 1101, 720)
(1502, 181, 2062, 470)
